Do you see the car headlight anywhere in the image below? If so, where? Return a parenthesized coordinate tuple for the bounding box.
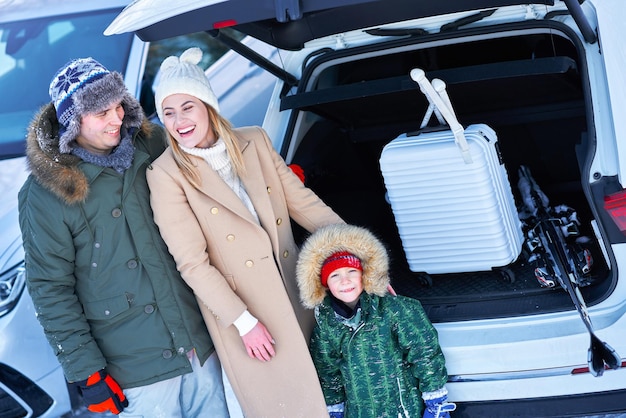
(0, 263, 26, 318)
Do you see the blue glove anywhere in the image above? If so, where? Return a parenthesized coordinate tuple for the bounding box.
(422, 388, 456, 418)
(327, 402, 344, 418)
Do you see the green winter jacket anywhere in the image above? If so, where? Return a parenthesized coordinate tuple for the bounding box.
(310, 293, 448, 418)
(18, 103, 213, 388)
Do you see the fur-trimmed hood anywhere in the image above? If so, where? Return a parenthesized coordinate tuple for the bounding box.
(24, 101, 149, 205)
(296, 223, 390, 308)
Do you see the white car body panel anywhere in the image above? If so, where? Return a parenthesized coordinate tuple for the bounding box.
(592, 0, 626, 182)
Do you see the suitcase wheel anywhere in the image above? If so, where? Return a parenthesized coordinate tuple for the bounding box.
(494, 266, 516, 284)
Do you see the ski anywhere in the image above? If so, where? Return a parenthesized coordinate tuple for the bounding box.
(518, 165, 620, 376)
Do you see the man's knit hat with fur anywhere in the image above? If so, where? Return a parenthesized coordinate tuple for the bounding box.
(154, 47, 219, 123)
(296, 224, 390, 309)
(49, 57, 141, 154)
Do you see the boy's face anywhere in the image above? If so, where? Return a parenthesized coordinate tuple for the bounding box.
(326, 267, 364, 308)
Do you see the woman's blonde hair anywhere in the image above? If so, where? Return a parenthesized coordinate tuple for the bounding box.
(166, 103, 246, 190)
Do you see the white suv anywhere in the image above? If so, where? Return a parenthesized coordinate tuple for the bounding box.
(107, 1, 626, 416)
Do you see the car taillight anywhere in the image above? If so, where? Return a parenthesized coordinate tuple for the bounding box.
(213, 19, 237, 29)
(604, 190, 626, 233)
(0, 263, 26, 318)
(572, 360, 626, 375)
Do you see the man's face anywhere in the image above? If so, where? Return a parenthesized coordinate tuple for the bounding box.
(76, 101, 124, 155)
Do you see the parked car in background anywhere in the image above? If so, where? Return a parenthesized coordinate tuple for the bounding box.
(106, 0, 626, 416)
(0, 1, 273, 416)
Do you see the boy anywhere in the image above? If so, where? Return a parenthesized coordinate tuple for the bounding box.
(296, 223, 455, 418)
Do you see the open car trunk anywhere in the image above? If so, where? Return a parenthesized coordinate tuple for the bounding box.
(284, 22, 611, 323)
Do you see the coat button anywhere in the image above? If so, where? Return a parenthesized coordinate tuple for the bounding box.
(276, 218, 282, 225)
(94, 242, 101, 248)
(162, 350, 173, 359)
(283, 250, 289, 258)
(127, 259, 138, 269)
(178, 347, 185, 354)
(104, 310, 110, 316)
(227, 234, 235, 241)
(245, 260, 254, 268)
(210, 207, 219, 215)
(267, 186, 271, 193)
(111, 208, 122, 218)
(91, 262, 97, 268)
(144, 304, 155, 314)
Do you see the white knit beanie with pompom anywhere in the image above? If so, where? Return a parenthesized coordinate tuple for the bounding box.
(154, 47, 219, 123)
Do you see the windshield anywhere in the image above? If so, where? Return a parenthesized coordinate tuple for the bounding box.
(0, 8, 134, 160)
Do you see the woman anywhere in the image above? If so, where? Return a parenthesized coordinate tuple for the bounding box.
(147, 47, 344, 417)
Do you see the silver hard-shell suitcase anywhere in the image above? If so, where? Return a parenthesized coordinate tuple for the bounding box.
(379, 69, 523, 274)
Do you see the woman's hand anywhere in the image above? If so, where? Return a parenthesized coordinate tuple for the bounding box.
(242, 321, 276, 362)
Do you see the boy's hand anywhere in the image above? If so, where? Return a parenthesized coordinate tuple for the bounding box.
(327, 402, 344, 418)
(422, 388, 456, 418)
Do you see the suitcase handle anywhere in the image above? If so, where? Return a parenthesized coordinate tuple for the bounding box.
(410, 68, 473, 164)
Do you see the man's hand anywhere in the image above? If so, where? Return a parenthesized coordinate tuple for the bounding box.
(78, 370, 128, 414)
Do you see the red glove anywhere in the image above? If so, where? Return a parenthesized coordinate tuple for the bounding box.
(288, 163, 305, 183)
(78, 370, 128, 414)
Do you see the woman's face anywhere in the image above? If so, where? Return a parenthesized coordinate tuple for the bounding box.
(161, 93, 216, 148)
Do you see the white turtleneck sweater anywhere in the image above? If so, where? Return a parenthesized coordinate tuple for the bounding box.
(181, 139, 260, 224)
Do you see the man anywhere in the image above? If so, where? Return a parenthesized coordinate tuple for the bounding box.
(18, 57, 229, 417)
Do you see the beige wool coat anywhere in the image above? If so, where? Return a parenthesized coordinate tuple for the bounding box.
(146, 126, 344, 417)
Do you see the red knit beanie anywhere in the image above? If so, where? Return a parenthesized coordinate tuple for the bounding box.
(320, 251, 362, 287)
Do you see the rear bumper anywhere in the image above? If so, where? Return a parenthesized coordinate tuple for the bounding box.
(448, 364, 626, 417)
(453, 388, 626, 417)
